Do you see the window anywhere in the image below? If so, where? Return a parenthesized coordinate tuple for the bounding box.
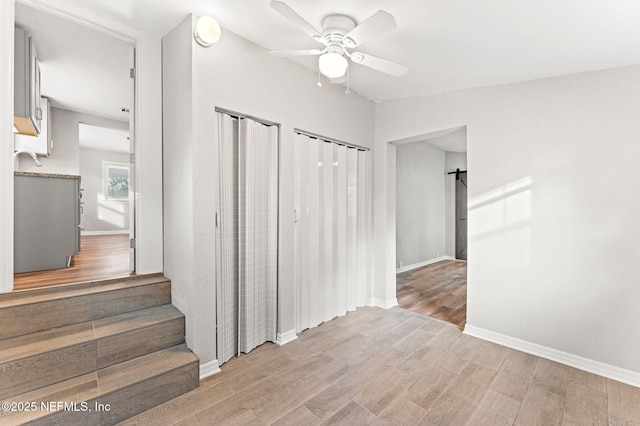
(103, 162, 130, 201)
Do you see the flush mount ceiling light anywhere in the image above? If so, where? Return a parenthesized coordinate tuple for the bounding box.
(318, 47, 349, 78)
(194, 16, 221, 47)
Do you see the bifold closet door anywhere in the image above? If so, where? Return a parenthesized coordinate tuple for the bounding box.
(217, 114, 239, 364)
(216, 113, 278, 365)
(294, 132, 370, 333)
(237, 118, 278, 354)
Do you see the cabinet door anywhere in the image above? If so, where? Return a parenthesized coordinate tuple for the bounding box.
(29, 37, 42, 134)
(14, 97, 50, 156)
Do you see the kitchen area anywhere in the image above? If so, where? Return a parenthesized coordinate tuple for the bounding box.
(12, 3, 133, 287)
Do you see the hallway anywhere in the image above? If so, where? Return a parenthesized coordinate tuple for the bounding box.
(397, 260, 467, 329)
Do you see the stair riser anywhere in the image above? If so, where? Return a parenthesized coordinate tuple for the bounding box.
(99, 362, 199, 425)
(0, 343, 96, 400)
(97, 317, 186, 369)
(0, 282, 171, 341)
(31, 362, 199, 426)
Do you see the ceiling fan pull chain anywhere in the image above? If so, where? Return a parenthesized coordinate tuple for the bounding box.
(345, 67, 351, 95)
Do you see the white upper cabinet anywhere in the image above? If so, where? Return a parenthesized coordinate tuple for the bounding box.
(14, 26, 42, 136)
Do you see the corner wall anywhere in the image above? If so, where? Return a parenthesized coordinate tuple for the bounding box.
(375, 64, 640, 381)
(162, 16, 198, 362)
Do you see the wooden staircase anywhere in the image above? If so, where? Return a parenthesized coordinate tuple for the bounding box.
(0, 274, 199, 425)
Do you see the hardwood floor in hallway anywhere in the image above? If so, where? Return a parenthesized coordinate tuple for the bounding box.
(13, 234, 132, 290)
(396, 259, 467, 329)
(122, 306, 639, 425)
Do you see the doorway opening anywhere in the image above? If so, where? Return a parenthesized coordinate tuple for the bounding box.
(394, 126, 468, 328)
(12, 2, 135, 290)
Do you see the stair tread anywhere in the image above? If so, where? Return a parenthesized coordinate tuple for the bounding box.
(0, 274, 168, 309)
(0, 345, 197, 424)
(98, 344, 198, 395)
(93, 304, 183, 338)
(0, 305, 182, 364)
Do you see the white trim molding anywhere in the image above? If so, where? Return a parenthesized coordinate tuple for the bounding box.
(367, 297, 399, 309)
(464, 324, 640, 388)
(276, 330, 298, 346)
(199, 359, 221, 380)
(81, 230, 129, 236)
(0, 0, 14, 294)
(396, 256, 457, 274)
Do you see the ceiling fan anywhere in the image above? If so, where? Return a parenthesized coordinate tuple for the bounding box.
(268, 0, 408, 82)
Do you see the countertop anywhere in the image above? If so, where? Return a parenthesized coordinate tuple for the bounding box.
(15, 171, 81, 180)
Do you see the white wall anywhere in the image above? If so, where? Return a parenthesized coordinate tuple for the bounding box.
(79, 147, 130, 233)
(375, 64, 640, 380)
(162, 16, 375, 367)
(445, 152, 467, 257)
(396, 141, 446, 268)
(16, 108, 128, 175)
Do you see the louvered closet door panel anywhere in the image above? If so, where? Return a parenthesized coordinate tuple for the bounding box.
(238, 119, 278, 353)
(356, 150, 369, 306)
(307, 138, 323, 329)
(346, 148, 358, 311)
(321, 142, 335, 321)
(216, 114, 239, 364)
(265, 125, 279, 342)
(294, 133, 308, 332)
(334, 144, 348, 317)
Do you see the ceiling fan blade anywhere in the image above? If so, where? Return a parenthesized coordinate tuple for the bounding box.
(268, 49, 324, 58)
(343, 10, 396, 47)
(350, 52, 408, 77)
(270, 1, 325, 42)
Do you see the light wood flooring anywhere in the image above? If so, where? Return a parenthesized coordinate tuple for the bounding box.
(397, 260, 467, 329)
(13, 234, 132, 291)
(122, 306, 639, 425)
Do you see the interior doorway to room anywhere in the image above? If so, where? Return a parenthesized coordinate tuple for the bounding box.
(12, 2, 135, 290)
(395, 127, 468, 329)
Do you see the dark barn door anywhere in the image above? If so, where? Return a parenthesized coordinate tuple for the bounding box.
(455, 171, 467, 260)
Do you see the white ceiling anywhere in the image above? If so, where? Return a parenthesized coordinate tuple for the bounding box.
(79, 123, 129, 153)
(25, 0, 640, 103)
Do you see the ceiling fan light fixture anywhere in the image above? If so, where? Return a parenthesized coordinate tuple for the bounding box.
(319, 51, 348, 79)
(194, 16, 221, 47)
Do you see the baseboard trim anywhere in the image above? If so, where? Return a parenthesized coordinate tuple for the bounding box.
(464, 324, 640, 388)
(81, 230, 130, 236)
(396, 256, 456, 274)
(276, 329, 298, 346)
(199, 359, 221, 380)
(367, 297, 399, 309)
